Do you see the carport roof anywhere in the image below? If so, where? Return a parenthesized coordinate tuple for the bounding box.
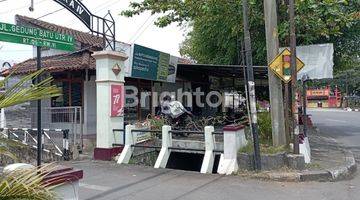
(177, 63, 268, 79)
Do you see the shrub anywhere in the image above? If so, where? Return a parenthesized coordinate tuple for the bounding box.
(257, 112, 272, 145)
(0, 164, 60, 200)
(145, 115, 168, 130)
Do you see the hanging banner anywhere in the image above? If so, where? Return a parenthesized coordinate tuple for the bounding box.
(130, 44, 178, 83)
(280, 43, 334, 80)
(110, 84, 124, 117)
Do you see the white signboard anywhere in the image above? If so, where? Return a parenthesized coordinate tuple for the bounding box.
(114, 41, 132, 77)
(135, 129, 152, 144)
(281, 43, 334, 80)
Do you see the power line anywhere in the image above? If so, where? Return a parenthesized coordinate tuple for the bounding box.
(0, 0, 48, 15)
(127, 14, 156, 44)
(93, 0, 119, 14)
(36, 7, 65, 20)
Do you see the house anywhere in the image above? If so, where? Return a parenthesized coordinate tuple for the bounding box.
(4, 15, 269, 153)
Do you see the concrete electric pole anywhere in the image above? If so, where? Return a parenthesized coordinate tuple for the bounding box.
(263, 0, 287, 146)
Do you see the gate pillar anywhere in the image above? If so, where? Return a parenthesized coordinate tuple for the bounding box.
(93, 51, 128, 160)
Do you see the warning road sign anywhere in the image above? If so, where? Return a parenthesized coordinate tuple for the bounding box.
(269, 48, 305, 83)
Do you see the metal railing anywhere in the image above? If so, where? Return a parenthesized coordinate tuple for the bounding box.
(113, 128, 162, 148)
(0, 128, 70, 160)
(130, 129, 162, 149)
(168, 130, 224, 153)
(31, 106, 83, 151)
(118, 127, 224, 153)
(112, 129, 125, 147)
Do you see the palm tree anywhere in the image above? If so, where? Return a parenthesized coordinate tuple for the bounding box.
(0, 69, 60, 108)
(0, 70, 61, 199)
(0, 69, 61, 159)
(0, 164, 60, 200)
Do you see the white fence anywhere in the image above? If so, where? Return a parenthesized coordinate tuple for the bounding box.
(0, 128, 70, 160)
(31, 106, 83, 151)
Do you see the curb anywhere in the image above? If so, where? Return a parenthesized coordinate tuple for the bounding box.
(238, 125, 357, 183)
(242, 150, 357, 182)
(344, 108, 360, 112)
(327, 150, 357, 181)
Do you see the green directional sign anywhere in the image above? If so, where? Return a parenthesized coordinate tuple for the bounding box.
(0, 22, 74, 51)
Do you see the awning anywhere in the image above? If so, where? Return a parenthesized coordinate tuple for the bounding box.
(177, 63, 268, 79)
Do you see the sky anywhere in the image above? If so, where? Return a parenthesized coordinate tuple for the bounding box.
(0, 0, 185, 62)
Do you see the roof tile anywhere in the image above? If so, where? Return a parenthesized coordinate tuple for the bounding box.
(16, 15, 103, 49)
(4, 51, 95, 75)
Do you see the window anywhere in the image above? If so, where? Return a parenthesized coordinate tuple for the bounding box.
(51, 75, 83, 107)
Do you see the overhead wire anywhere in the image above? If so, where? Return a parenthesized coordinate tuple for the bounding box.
(0, 0, 48, 15)
(2, 0, 160, 56)
(127, 14, 154, 44)
(128, 16, 157, 44)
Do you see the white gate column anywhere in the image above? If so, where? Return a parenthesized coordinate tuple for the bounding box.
(93, 51, 128, 160)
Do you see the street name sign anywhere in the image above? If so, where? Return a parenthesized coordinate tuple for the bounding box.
(269, 48, 305, 83)
(0, 22, 74, 51)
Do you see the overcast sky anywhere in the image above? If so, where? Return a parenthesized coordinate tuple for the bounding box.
(0, 0, 185, 62)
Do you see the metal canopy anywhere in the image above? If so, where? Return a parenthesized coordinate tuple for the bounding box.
(177, 63, 268, 79)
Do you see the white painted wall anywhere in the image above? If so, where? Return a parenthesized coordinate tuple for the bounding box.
(83, 75, 97, 135)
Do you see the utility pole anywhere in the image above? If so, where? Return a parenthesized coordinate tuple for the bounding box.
(36, 47, 42, 166)
(302, 75, 309, 137)
(289, 0, 299, 154)
(263, 0, 287, 146)
(242, 0, 261, 170)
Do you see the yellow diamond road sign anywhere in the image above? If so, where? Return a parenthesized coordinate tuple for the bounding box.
(269, 48, 305, 83)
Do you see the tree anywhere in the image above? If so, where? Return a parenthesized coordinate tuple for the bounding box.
(0, 69, 60, 160)
(0, 164, 60, 199)
(122, 0, 359, 71)
(0, 70, 61, 199)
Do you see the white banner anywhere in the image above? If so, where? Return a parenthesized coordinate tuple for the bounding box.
(281, 43, 334, 80)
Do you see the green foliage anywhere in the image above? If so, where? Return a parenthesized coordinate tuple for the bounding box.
(307, 64, 360, 96)
(240, 111, 279, 153)
(0, 70, 61, 162)
(0, 69, 61, 109)
(257, 112, 272, 144)
(146, 115, 167, 130)
(0, 164, 59, 200)
(0, 136, 25, 162)
(122, 0, 359, 70)
(239, 142, 288, 154)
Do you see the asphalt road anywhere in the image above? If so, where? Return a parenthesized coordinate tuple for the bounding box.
(74, 108, 360, 200)
(308, 108, 360, 160)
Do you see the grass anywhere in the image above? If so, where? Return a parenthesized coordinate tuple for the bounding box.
(305, 162, 323, 170)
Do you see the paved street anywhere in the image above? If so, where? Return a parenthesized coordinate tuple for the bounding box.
(74, 108, 360, 200)
(308, 108, 360, 161)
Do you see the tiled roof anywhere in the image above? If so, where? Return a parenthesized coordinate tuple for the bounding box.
(4, 50, 95, 75)
(16, 15, 103, 49)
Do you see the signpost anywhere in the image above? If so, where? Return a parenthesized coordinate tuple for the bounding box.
(0, 21, 74, 166)
(269, 48, 305, 83)
(0, 22, 74, 51)
(269, 48, 305, 154)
